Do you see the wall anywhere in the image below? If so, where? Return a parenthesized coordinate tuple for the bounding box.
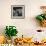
(0, 0, 46, 39)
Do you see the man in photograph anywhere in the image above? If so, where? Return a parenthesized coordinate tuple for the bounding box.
(13, 7, 22, 16)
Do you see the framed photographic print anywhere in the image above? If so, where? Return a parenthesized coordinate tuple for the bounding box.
(11, 5, 25, 19)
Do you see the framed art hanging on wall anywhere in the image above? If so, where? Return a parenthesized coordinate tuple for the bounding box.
(11, 5, 25, 19)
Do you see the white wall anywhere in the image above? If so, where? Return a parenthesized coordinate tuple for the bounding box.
(0, 0, 46, 38)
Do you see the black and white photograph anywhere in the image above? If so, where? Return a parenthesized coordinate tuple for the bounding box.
(11, 5, 25, 19)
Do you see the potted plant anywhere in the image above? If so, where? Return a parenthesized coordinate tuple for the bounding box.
(5, 26, 18, 43)
(36, 14, 46, 27)
(36, 6, 46, 27)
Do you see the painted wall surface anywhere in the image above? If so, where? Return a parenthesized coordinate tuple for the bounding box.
(0, 0, 46, 41)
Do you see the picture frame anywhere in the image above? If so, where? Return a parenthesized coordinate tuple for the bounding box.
(11, 5, 25, 19)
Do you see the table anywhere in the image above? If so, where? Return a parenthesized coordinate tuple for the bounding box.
(14, 43, 46, 46)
